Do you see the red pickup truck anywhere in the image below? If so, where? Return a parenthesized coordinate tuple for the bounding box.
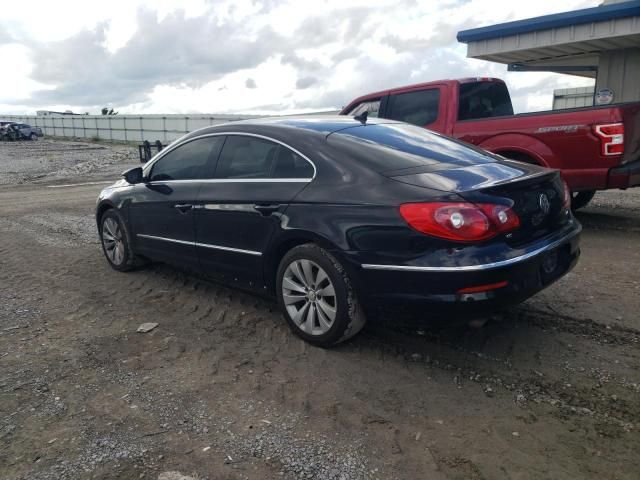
(340, 78, 640, 209)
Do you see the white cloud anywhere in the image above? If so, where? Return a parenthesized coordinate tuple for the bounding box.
(0, 0, 599, 115)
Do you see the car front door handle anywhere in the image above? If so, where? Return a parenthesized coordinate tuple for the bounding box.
(254, 204, 281, 216)
(173, 204, 193, 213)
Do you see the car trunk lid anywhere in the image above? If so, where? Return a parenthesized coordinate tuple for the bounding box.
(388, 161, 570, 246)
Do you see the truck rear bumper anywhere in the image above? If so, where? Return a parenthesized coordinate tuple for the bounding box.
(608, 158, 640, 189)
(564, 159, 640, 191)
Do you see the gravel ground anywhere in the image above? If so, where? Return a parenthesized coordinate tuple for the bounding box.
(0, 138, 138, 185)
(0, 139, 639, 479)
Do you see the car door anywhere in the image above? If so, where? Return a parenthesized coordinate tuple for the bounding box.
(194, 134, 315, 289)
(129, 135, 224, 269)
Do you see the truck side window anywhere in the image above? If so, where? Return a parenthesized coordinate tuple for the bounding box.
(458, 82, 514, 120)
(348, 100, 381, 118)
(386, 89, 440, 126)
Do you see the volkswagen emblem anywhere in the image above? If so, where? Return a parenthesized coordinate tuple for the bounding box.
(538, 193, 550, 215)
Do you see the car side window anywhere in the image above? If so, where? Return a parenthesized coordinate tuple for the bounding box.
(348, 99, 381, 118)
(271, 144, 314, 179)
(149, 136, 224, 182)
(215, 136, 314, 179)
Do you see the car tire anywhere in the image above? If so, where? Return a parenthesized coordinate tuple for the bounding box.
(276, 244, 366, 347)
(571, 190, 596, 210)
(30, 133, 37, 141)
(99, 209, 142, 272)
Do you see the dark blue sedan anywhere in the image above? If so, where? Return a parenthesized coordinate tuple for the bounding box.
(96, 116, 580, 346)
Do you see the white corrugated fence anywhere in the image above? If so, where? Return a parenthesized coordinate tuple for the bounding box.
(1, 114, 264, 142)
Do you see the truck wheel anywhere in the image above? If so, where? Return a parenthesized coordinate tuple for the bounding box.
(571, 190, 596, 210)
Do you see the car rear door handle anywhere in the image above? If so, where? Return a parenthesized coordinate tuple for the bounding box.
(173, 204, 193, 213)
(254, 204, 281, 216)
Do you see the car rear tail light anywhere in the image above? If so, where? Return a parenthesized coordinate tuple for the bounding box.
(593, 123, 624, 156)
(399, 202, 520, 242)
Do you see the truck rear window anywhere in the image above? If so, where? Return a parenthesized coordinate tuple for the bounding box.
(458, 82, 514, 121)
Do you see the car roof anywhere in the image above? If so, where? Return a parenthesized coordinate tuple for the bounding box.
(187, 115, 402, 138)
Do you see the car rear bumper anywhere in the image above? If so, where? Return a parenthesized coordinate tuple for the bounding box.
(344, 221, 581, 318)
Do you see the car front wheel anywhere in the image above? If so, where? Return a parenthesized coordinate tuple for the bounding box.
(276, 244, 366, 347)
(99, 209, 140, 271)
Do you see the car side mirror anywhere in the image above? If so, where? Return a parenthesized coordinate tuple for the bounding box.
(122, 166, 144, 184)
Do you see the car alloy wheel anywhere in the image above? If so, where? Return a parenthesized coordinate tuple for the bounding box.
(282, 259, 337, 336)
(276, 244, 366, 347)
(102, 217, 125, 266)
(99, 209, 143, 271)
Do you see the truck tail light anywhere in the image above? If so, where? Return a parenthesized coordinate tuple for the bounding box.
(399, 202, 520, 242)
(593, 123, 624, 156)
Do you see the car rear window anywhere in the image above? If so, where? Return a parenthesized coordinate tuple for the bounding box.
(328, 123, 495, 172)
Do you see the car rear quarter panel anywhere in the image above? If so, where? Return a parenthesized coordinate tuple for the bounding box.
(272, 174, 463, 259)
(267, 185, 460, 297)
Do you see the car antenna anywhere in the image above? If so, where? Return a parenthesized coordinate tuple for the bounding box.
(354, 111, 368, 125)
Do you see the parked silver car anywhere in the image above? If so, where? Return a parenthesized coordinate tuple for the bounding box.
(0, 122, 43, 140)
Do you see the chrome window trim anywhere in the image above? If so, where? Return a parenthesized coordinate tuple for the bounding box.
(143, 131, 316, 182)
(361, 227, 580, 273)
(137, 234, 262, 256)
(146, 178, 311, 185)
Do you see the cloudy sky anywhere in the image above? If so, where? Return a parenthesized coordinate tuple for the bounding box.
(0, 0, 597, 116)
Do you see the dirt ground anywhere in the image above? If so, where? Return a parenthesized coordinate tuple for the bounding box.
(1, 139, 639, 480)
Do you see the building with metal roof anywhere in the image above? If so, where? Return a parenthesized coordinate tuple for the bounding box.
(457, 0, 640, 103)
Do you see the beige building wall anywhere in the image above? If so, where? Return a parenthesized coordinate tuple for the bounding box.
(553, 87, 595, 110)
(596, 48, 640, 103)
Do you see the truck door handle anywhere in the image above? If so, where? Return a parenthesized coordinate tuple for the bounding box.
(254, 204, 281, 216)
(173, 204, 193, 213)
